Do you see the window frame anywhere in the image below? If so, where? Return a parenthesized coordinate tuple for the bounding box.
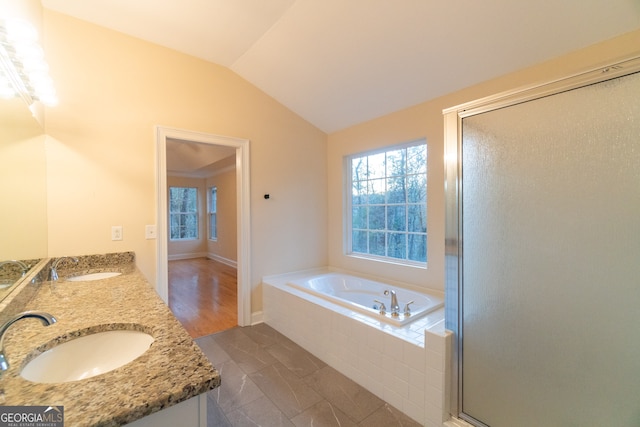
(168, 186, 199, 241)
(208, 186, 217, 241)
(344, 139, 428, 267)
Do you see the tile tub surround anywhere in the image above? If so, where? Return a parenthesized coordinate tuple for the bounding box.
(263, 271, 447, 424)
(0, 253, 220, 427)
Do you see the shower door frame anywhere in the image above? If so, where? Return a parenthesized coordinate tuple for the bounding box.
(443, 54, 640, 426)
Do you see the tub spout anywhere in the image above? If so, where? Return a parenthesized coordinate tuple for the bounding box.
(384, 289, 400, 317)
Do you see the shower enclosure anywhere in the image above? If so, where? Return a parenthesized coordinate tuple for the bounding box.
(444, 57, 640, 427)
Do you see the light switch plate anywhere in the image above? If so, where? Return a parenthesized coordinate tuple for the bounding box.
(145, 225, 157, 240)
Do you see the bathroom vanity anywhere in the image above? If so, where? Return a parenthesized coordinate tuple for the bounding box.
(0, 252, 220, 426)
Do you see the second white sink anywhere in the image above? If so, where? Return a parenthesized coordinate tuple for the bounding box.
(67, 272, 122, 281)
(21, 330, 154, 383)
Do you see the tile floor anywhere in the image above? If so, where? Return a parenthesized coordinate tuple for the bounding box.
(195, 323, 423, 426)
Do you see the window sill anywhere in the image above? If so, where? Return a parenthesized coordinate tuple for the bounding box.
(346, 253, 427, 270)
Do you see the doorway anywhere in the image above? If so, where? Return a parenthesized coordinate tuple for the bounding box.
(156, 126, 251, 329)
(169, 258, 237, 337)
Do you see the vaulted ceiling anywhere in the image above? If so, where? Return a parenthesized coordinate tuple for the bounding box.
(43, 0, 640, 133)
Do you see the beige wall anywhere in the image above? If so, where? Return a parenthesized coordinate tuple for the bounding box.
(42, 10, 328, 312)
(328, 29, 640, 291)
(206, 168, 237, 264)
(166, 176, 208, 259)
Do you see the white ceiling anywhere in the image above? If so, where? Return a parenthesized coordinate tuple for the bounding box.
(42, 0, 640, 133)
(166, 138, 235, 177)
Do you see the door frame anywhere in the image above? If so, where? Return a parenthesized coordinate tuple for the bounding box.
(155, 125, 251, 327)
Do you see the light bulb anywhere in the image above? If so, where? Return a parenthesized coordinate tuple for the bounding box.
(4, 19, 38, 43)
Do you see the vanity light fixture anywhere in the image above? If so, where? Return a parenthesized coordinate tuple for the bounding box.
(0, 18, 57, 107)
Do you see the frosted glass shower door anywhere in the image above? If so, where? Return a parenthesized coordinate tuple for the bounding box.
(460, 71, 640, 427)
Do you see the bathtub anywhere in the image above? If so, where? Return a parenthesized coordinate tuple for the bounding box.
(288, 272, 443, 326)
(262, 269, 448, 424)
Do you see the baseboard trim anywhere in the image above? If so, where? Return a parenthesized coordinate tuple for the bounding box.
(250, 311, 263, 325)
(207, 253, 237, 269)
(168, 252, 208, 261)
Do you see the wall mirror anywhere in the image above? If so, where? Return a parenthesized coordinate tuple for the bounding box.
(0, 0, 49, 300)
(0, 97, 48, 299)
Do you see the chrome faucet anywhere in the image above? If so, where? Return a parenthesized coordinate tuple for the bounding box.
(0, 260, 29, 277)
(0, 311, 57, 371)
(384, 289, 400, 317)
(373, 299, 386, 314)
(50, 257, 79, 281)
(404, 300, 414, 316)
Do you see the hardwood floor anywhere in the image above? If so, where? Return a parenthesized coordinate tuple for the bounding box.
(168, 258, 237, 338)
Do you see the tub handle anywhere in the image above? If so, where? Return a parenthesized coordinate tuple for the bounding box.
(373, 300, 386, 314)
(404, 301, 415, 316)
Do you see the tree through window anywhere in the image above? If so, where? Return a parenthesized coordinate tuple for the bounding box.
(348, 140, 427, 264)
(169, 187, 198, 240)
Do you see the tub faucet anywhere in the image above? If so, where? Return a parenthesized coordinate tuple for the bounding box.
(50, 256, 79, 281)
(373, 300, 386, 314)
(404, 300, 415, 316)
(0, 260, 29, 277)
(384, 289, 400, 317)
(0, 311, 57, 372)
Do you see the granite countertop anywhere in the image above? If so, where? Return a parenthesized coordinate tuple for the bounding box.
(0, 253, 220, 426)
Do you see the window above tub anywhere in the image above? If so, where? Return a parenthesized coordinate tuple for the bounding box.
(344, 139, 427, 266)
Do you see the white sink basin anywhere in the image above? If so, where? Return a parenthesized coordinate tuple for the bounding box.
(21, 330, 154, 383)
(67, 272, 122, 281)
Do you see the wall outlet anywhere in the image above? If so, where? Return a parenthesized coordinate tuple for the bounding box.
(145, 225, 157, 240)
(112, 225, 123, 241)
